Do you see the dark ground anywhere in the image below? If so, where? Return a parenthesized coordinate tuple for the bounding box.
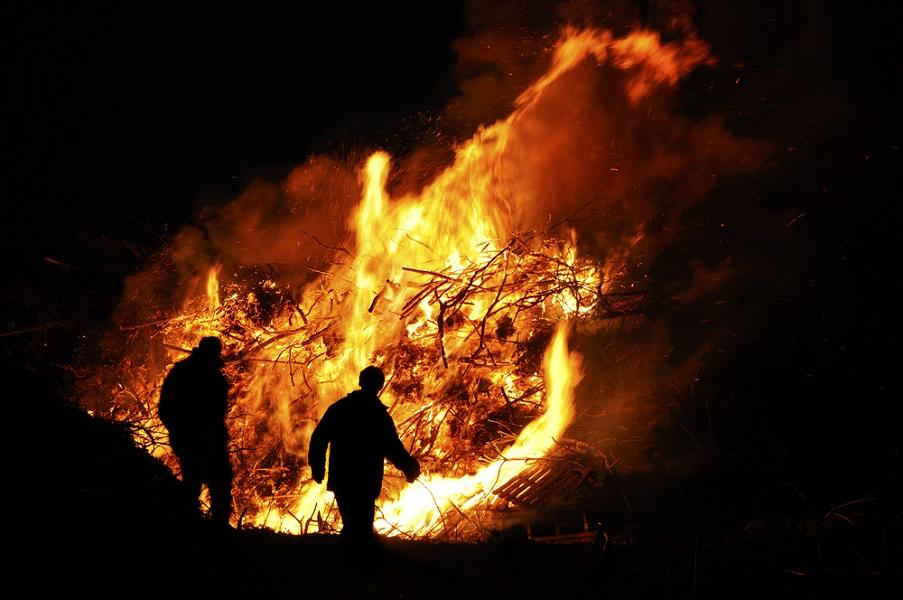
(10, 375, 897, 597)
(3, 1, 901, 597)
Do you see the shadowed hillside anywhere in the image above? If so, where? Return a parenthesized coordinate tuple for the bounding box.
(8, 370, 897, 598)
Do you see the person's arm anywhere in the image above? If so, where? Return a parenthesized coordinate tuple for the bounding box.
(158, 370, 176, 429)
(158, 366, 185, 431)
(216, 372, 230, 420)
(308, 408, 333, 483)
(383, 411, 420, 483)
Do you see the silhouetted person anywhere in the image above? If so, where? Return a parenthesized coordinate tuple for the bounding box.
(309, 366, 420, 544)
(158, 336, 232, 526)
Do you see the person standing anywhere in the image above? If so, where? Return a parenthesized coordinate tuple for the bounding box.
(309, 366, 420, 543)
(158, 336, 232, 526)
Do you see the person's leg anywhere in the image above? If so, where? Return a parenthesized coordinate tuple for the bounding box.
(335, 492, 380, 576)
(177, 451, 204, 511)
(335, 493, 375, 541)
(207, 452, 233, 526)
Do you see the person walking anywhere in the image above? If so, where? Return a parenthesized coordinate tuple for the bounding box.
(309, 366, 420, 543)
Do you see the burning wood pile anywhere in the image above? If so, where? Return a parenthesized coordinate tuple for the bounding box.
(79, 25, 713, 540)
(103, 225, 638, 539)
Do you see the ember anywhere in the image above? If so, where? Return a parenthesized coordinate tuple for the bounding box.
(89, 26, 709, 539)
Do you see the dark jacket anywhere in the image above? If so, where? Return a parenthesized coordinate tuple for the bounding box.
(309, 390, 418, 499)
(158, 351, 229, 453)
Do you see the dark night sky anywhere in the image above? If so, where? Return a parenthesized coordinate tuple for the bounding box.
(4, 3, 465, 272)
(4, 1, 895, 266)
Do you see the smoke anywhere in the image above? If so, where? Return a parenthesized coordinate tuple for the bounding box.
(433, 0, 774, 476)
(112, 1, 771, 478)
(210, 155, 361, 277)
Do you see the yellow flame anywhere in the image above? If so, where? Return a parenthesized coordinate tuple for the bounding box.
(206, 264, 221, 314)
(115, 25, 711, 536)
(374, 321, 582, 536)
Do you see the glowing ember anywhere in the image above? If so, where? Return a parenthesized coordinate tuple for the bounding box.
(95, 25, 712, 538)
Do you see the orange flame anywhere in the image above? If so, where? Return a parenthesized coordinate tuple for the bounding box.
(374, 321, 582, 536)
(206, 264, 221, 315)
(106, 25, 713, 537)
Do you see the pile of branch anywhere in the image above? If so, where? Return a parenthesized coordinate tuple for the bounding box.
(93, 231, 650, 535)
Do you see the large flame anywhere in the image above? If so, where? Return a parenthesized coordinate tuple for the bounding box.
(101, 26, 712, 537)
(375, 322, 581, 537)
(241, 148, 593, 534)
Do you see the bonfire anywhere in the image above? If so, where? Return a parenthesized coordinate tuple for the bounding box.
(85, 26, 710, 539)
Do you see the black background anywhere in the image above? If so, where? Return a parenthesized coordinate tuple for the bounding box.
(5, 3, 464, 272)
(3, 0, 901, 591)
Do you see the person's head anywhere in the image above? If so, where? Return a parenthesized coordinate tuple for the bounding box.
(196, 336, 223, 365)
(358, 366, 385, 394)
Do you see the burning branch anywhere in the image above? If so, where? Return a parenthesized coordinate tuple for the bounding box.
(87, 228, 651, 537)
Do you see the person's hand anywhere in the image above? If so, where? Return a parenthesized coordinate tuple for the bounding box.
(405, 460, 421, 483)
(311, 468, 324, 484)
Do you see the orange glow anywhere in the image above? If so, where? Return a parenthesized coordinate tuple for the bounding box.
(373, 322, 582, 537)
(104, 26, 711, 538)
(206, 264, 221, 315)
